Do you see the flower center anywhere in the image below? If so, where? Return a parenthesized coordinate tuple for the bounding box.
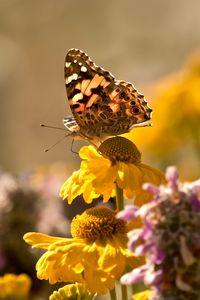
(71, 206, 127, 241)
(98, 136, 141, 164)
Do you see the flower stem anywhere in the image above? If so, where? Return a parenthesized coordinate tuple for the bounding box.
(115, 184, 128, 300)
(115, 183, 124, 211)
(109, 287, 117, 300)
(121, 284, 128, 300)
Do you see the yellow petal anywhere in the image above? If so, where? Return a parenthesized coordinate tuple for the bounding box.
(36, 241, 86, 284)
(79, 145, 102, 160)
(92, 164, 117, 194)
(82, 181, 99, 203)
(102, 187, 113, 203)
(60, 169, 92, 204)
(23, 232, 65, 249)
(83, 250, 116, 294)
(138, 163, 165, 184)
(98, 242, 125, 276)
(133, 290, 155, 300)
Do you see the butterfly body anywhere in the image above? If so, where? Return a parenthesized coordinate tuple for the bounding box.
(64, 48, 152, 146)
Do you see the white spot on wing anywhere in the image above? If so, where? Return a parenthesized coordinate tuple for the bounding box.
(81, 66, 87, 72)
(72, 92, 83, 102)
(67, 73, 78, 83)
(65, 62, 71, 68)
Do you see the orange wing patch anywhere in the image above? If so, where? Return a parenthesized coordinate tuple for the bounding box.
(85, 74, 105, 96)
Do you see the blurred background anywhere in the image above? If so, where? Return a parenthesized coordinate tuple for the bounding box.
(0, 0, 200, 299)
(1, 0, 200, 175)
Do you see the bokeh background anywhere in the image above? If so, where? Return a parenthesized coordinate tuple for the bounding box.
(0, 0, 200, 299)
(1, 0, 200, 174)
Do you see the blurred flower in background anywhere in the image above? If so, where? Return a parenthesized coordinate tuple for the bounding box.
(25, 163, 70, 235)
(0, 168, 39, 279)
(127, 52, 200, 180)
(0, 273, 31, 300)
(0, 165, 82, 298)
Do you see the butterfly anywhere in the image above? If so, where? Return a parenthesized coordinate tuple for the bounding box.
(64, 48, 152, 146)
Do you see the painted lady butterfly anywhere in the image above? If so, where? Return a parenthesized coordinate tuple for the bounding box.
(64, 48, 152, 146)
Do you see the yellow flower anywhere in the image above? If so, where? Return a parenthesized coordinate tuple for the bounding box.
(133, 290, 155, 300)
(60, 137, 165, 205)
(0, 273, 31, 300)
(24, 206, 143, 295)
(49, 283, 94, 300)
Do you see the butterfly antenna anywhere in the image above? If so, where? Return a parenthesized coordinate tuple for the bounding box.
(44, 135, 68, 152)
(40, 124, 68, 131)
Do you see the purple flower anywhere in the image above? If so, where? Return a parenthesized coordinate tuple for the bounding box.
(149, 247, 165, 265)
(135, 242, 154, 256)
(141, 220, 154, 240)
(188, 180, 200, 211)
(143, 182, 160, 194)
(120, 166, 200, 300)
(165, 166, 179, 191)
(127, 228, 143, 251)
(117, 205, 138, 221)
(121, 265, 148, 285)
(144, 268, 163, 286)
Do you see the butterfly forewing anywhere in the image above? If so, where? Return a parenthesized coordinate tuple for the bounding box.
(65, 49, 114, 100)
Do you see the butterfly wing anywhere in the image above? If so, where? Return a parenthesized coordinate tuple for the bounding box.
(64, 48, 152, 139)
(65, 48, 114, 126)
